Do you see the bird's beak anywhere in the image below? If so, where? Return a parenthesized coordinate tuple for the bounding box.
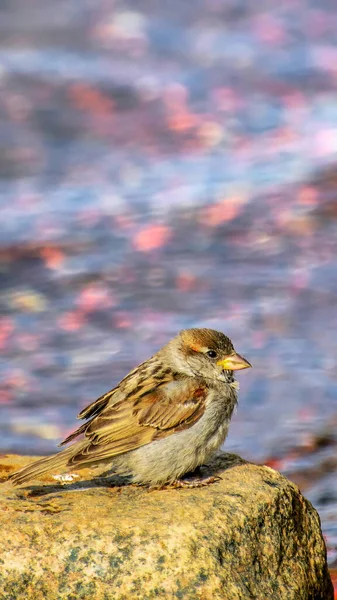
(217, 352, 252, 371)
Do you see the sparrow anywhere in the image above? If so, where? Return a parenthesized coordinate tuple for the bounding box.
(9, 328, 251, 488)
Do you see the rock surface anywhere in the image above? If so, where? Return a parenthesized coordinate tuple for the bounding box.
(0, 452, 333, 600)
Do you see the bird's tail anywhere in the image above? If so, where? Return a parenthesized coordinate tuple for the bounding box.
(9, 445, 80, 486)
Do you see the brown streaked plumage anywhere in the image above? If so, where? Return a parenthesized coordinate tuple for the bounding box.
(9, 328, 251, 488)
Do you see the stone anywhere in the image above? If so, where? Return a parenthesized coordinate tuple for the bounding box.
(0, 452, 333, 600)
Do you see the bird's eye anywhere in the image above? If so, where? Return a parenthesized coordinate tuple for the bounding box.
(206, 350, 217, 359)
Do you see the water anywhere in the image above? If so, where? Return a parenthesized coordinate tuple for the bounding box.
(1, 0, 337, 565)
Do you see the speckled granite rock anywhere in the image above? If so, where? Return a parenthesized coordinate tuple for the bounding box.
(0, 452, 333, 600)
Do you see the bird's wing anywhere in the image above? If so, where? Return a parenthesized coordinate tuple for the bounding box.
(62, 372, 208, 467)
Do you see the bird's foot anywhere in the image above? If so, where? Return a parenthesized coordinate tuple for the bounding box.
(166, 475, 222, 489)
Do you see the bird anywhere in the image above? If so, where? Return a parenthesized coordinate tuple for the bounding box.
(9, 328, 251, 488)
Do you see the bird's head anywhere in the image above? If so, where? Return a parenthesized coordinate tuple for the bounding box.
(166, 328, 251, 383)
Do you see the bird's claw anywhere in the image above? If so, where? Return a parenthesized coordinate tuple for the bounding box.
(162, 475, 222, 489)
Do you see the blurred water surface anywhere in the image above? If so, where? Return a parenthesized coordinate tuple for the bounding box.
(1, 0, 337, 564)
